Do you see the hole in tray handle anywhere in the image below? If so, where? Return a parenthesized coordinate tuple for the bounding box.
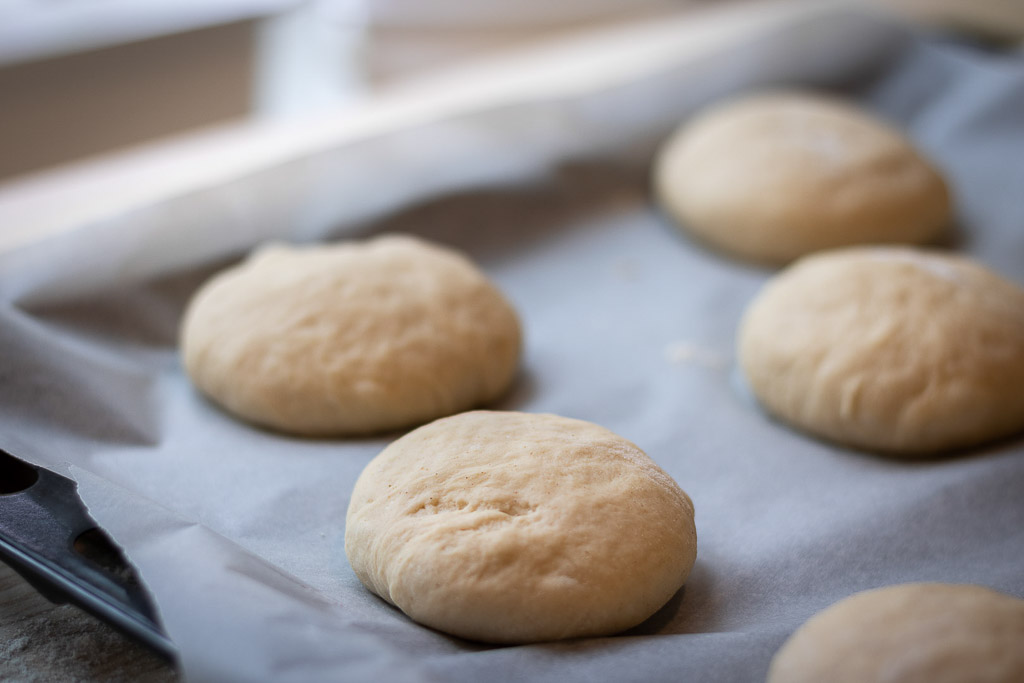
(0, 449, 39, 494)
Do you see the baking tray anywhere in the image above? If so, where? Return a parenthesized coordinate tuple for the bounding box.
(0, 448, 176, 661)
(1, 6, 1023, 682)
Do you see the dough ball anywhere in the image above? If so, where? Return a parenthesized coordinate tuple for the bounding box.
(344, 411, 697, 643)
(654, 92, 951, 264)
(767, 583, 1024, 683)
(739, 247, 1024, 454)
(180, 235, 521, 436)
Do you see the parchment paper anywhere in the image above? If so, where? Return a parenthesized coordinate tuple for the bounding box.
(2, 9, 1023, 683)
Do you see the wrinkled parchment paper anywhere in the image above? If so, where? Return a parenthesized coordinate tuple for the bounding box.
(2, 9, 1023, 683)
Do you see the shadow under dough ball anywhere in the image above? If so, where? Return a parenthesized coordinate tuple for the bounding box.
(738, 246, 1024, 455)
(179, 234, 522, 436)
(654, 91, 951, 264)
(767, 583, 1024, 683)
(345, 410, 698, 643)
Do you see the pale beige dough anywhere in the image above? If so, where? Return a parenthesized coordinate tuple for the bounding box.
(767, 583, 1024, 683)
(344, 411, 698, 643)
(180, 235, 521, 436)
(739, 247, 1024, 454)
(654, 92, 951, 264)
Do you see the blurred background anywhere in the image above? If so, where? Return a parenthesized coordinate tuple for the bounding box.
(1, 0, 1022, 183)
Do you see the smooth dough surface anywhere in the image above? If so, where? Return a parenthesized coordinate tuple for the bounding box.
(768, 583, 1024, 683)
(344, 411, 698, 643)
(739, 247, 1024, 454)
(180, 235, 521, 436)
(654, 92, 951, 264)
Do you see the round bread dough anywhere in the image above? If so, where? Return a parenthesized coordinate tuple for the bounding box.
(344, 410, 698, 643)
(738, 247, 1024, 454)
(180, 235, 521, 436)
(767, 583, 1024, 683)
(654, 92, 951, 264)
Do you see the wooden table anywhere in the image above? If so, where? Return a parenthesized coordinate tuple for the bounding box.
(0, 563, 176, 682)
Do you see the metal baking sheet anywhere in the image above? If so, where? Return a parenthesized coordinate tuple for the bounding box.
(1, 8, 1023, 682)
